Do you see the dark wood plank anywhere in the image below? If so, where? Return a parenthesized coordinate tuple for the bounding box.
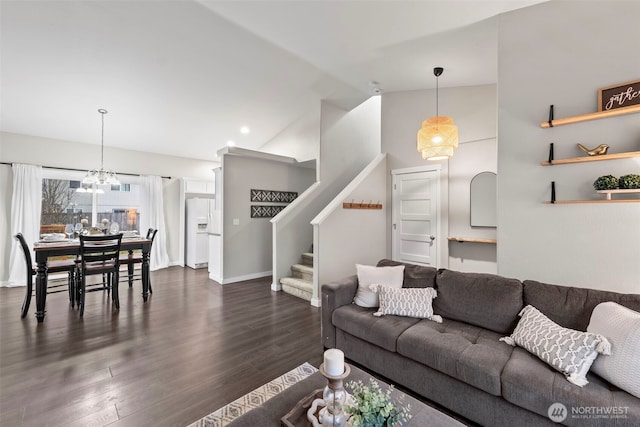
(0, 267, 323, 427)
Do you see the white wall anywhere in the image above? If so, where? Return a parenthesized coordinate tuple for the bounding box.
(221, 153, 315, 283)
(381, 84, 498, 271)
(497, 1, 640, 293)
(259, 105, 320, 163)
(448, 138, 497, 273)
(320, 97, 381, 186)
(0, 131, 219, 280)
(314, 154, 388, 300)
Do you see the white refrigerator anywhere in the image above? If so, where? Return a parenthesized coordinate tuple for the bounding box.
(186, 198, 212, 269)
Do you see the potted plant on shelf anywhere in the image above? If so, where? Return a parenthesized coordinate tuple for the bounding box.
(345, 378, 411, 427)
(619, 174, 640, 189)
(593, 175, 618, 190)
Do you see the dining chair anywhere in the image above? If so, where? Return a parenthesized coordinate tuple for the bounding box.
(15, 233, 77, 318)
(120, 228, 157, 293)
(77, 234, 123, 317)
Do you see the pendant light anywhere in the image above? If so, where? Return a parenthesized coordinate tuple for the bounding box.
(417, 67, 459, 160)
(82, 109, 120, 186)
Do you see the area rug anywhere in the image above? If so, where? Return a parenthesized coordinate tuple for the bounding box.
(187, 362, 318, 427)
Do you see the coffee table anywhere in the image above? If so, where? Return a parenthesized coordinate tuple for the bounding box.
(225, 364, 465, 427)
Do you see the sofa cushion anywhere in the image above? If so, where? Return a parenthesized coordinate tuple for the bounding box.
(332, 304, 420, 352)
(502, 347, 640, 425)
(396, 318, 514, 396)
(376, 259, 437, 288)
(587, 302, 640, 398)
(523, 280, 640, 331)
(501, 305, 611, 387)
(353, 264, 404, 308)
(433, 269, 523, 334)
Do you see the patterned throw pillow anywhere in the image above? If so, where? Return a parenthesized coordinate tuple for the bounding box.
(370, 285, 442, 323)
(500, 305, 611, 387)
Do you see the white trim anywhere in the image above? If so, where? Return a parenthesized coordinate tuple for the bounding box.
(209, 271, 222, 284)
(390, 165, 442, 269)
(312, 223, 320, 306)
(390, 163, 442, 176)
(270, 181, 321, 224)
(271, 281, 282, 291)
(220, 270, 272, 285)
(311, 153, 386, 225)
(216, 146, 298, 164)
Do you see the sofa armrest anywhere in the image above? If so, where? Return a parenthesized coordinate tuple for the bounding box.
(321, 274, 358, 348)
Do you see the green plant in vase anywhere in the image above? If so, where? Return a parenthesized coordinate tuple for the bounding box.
(345, 378, 411, 427)
(593, 175, 618, 190)
(618, 174, 640, 189)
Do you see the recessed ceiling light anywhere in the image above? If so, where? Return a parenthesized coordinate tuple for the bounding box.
(240, 126, 250, 134)
(227, 140, 235, 147)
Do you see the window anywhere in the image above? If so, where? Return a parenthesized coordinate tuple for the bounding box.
(40, 175, 141, 235)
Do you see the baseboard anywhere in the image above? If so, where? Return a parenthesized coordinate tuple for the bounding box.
(310, 296, 321, 307)
(221, 271, 272, 285)
(271, 282, 282, 291)
(208, 272, 222, 284)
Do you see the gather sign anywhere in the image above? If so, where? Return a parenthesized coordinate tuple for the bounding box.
(598, 80, 640, 112)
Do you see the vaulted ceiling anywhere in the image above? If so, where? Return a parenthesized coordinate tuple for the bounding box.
(0, 0, 546, 161)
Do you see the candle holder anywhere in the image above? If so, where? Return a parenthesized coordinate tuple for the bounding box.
(318, 363, 351, 427)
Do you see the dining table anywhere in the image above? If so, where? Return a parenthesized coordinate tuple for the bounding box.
(33, 236, 152, 323)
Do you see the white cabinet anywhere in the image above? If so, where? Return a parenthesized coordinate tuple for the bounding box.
(185, 179, 214, 195)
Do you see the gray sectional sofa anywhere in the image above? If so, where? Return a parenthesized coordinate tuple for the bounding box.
(321, 259, 640, 426)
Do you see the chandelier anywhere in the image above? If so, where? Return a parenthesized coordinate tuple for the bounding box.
(417, 67, 459, 160)
(82, 108, 120, 186)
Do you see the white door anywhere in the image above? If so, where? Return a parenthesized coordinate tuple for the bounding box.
(392, 169, 439, 267)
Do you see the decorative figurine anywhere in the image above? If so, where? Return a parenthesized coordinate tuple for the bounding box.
(577, 143, 609, 156)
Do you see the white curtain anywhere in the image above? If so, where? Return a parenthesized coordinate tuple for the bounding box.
(140, 175, 169, 271)
(6, 164, 43, 287)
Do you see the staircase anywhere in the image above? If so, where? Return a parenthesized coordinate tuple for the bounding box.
(280, 252, 314, 301)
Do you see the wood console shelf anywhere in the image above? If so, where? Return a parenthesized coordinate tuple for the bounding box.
(540, 105, 640, 128)
(447, 237, 496, 244)
(541, 151, 640, 166)
(544, 199, 640, 205)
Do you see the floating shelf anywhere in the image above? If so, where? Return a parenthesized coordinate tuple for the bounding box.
(544, 199, 640, 204)
(541, 151, 640, 166)
(447, 237, 496, 244)
(540, 105, 640, 128)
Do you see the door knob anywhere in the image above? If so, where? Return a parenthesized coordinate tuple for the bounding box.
(430, 235, 435, 241)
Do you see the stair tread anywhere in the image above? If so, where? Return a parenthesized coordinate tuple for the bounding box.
(280, 277, 313, 291)
(291, 264, 313, 273)
(302, 252, 314, 257)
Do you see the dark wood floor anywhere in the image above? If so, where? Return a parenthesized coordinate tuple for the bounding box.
(0, 267, 323, 427)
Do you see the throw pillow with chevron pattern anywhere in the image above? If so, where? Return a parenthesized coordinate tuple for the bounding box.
(500, 304, 611, 387)
(370, 285, 442, 323)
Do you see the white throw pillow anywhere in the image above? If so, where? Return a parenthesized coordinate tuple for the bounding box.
(371, 285, 442, 323)
(587, 301, 640, 398)
(353, 264, 404, 308)
(500, 305, 611, 387)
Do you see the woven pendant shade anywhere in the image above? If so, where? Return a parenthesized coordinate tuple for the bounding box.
(417, 116, 459, 160)
(416, 66, 459, 160)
